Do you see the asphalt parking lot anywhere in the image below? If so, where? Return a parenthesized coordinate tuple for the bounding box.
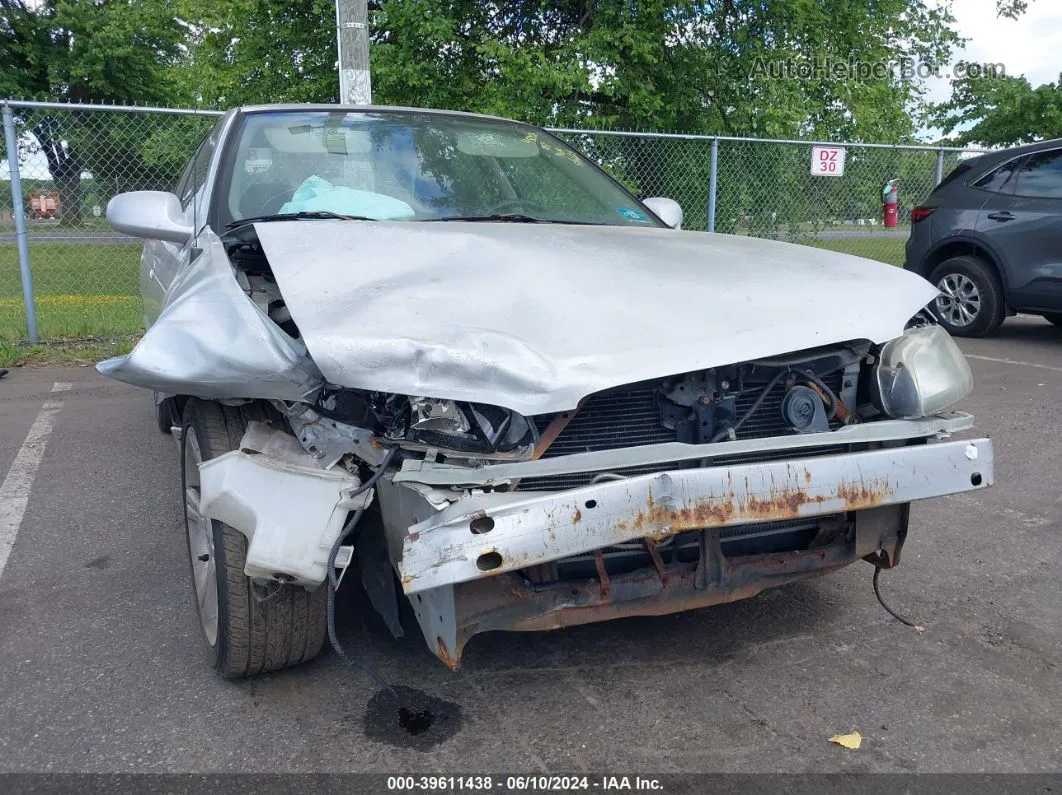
(0, 316, 1060, 775)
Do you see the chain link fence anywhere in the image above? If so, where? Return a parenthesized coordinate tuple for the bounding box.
(1, 101, 220, 345)
(549, 129, 981, 266)
(1, 100, 985, 345)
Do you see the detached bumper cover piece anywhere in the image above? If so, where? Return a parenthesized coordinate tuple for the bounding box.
(398, 438, 993, 594)
(196, 424, 370, 586)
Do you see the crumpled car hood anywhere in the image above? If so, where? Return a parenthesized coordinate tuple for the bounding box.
(97, 231, 323, 401)
(255, 221, 937, 415)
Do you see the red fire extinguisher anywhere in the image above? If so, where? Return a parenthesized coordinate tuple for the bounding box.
(882, 179, 899, 228)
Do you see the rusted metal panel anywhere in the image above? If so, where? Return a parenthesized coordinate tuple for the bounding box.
(644, 538, 670, 586)
(398, 438, 992, 595)
(593, 549, 612, 601)
(436, 538, 862, 668)
(616, 473, 892, 539)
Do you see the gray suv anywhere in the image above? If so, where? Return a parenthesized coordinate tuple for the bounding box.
(904, 138, 1062, 337)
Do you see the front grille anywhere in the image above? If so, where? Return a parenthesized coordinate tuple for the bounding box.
(518, 371, 846, 491)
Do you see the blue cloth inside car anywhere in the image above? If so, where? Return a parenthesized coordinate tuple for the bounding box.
(278, 175, 416, 220)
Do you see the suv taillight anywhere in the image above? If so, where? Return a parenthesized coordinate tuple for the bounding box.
(910, 206, 935, 223)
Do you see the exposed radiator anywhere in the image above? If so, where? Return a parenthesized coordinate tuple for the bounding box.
(518, 371, 846, 491)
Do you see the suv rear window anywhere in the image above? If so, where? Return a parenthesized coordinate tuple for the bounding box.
(973, 160, 1018, 193)
(1011, 149, 1062, 198)
(935, 162, 974, 190)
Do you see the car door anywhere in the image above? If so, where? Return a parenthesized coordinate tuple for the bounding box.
(976, 147, 1062, 311)
(141, 118, 226, 324)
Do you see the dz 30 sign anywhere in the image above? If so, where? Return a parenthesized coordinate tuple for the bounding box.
(811, 145, 846, 176)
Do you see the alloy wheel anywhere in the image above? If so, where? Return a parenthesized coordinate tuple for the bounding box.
(183, 429, 219, 646)
(935, 273, 981, 327)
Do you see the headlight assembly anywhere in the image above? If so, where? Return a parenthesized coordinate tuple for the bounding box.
(873, 325, 973, 419)
(405, 397, 537, 459)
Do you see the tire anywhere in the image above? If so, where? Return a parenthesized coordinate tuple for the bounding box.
(1042, 313, 1062, 329)
(928, 255, 1005, 338)
(154, 393, 179, 435)
(181, 398, 327, 677)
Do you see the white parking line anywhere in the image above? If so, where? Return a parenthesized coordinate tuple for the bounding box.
(0, 382, 72, 582)
(965, 354, 1062, 374)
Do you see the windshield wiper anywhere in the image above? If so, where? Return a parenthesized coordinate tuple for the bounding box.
(225, 210, 374, 229)
(422, 213, 604, 225)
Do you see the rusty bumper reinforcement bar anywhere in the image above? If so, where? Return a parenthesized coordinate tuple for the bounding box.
(399, 438, 992, 594)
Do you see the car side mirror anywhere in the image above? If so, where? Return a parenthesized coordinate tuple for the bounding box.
(107, 191, 193, 244)
(643, 197, 683, 229)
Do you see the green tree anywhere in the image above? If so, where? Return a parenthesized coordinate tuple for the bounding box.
(189, 0, 962, 141)
(0, 0, 186, 222)
(932, 69, 1062, 147)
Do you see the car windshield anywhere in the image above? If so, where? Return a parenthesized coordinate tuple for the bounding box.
(223, 111, 661, 228)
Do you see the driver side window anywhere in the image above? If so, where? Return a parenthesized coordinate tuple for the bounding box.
(175, 118, 225, 233)
(174, 151, 199, 210)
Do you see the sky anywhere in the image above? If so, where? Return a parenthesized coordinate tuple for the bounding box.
(924, 0, 1062, 106)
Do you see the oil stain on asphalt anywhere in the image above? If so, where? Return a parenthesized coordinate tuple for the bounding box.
(363, 685, 462, 750)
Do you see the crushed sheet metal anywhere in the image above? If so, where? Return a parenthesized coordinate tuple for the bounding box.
(239, 421, 326, 468)
(444, 542, 857, 657)
(398, 438, 993, 594)
(393, 412, 976, 486)
(253, 221, 938, 415)
(197, 430, 371, 586)
(97, 230, 323, 401)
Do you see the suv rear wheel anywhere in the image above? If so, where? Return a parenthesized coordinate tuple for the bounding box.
(928, 255, 1005, 338)
(182, 398, 327, 677)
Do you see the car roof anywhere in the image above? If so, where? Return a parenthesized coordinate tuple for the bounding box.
(966, 136, 1062, 168)
(994, 137, 1062, 156)
(935, 136, 1062, 190)
(237, 103, 528, 126)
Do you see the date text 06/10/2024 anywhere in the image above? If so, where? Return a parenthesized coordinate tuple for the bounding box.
(386, 776, 665, 791)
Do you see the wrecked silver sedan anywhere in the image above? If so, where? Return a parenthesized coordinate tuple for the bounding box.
(100, 105, 992, 675)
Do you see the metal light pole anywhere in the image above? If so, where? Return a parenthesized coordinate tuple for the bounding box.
(335, 0, 371, 104)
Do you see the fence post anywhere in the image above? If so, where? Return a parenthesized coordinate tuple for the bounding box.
(2, 102, 39, 344)
(706, 137, 719, 232)
(934, 147, 945, 187)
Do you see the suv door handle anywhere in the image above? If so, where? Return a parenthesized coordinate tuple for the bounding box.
(986, 211, 1015, 221)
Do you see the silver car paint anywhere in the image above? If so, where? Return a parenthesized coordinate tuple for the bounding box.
(254, 220, 938, 415)
(140, 110, 239, 326)
(98, 230, 323, 401)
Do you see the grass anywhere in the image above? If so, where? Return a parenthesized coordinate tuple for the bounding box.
(0, 242, 143, 342)
(800, 236, 906, 266)
(0, 337, 137, 367)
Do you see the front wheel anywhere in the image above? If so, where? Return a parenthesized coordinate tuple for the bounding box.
(928, 255, 1005, 338)
(154, 393, 179, 435)
(182, 399, 327, 677)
